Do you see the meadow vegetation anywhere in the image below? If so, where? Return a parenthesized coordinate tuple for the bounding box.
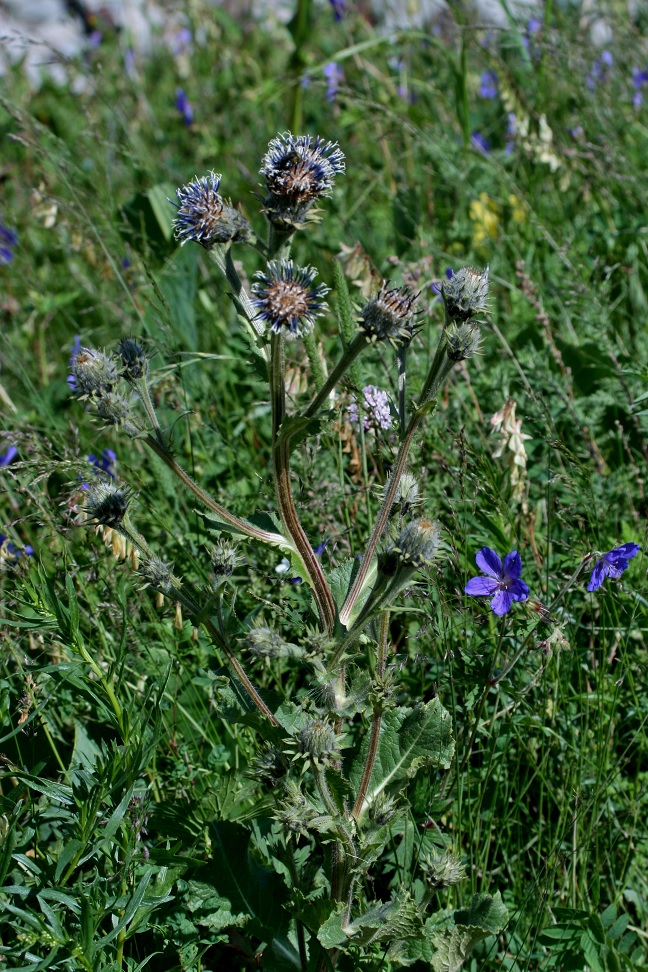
(1, 2, 647, 970)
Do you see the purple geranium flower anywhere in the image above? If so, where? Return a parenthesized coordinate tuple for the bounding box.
(471, 131, 490, 154)
(328, 0, 345, 21)
(587, 542, 640, 592)
(632, 68, 648, 107)
(465, 548, 529, 615)
(0, 534, 34, 560)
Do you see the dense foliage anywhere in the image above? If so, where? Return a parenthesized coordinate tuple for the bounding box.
(1, 2, 647, 970)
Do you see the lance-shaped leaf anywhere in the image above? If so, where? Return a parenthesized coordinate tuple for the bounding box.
(199, 508, 292, 552)
(350, 699, 454, 821)
(329, 555, 377, 627)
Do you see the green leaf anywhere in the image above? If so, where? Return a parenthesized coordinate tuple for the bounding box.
(318, 892, 422, 951)
(199, 509, 291, 553)
(147, 183, 176, 241)
(206, 821, 289, 942)
(65, 573, 79, 643)
(429, 893, 509, 972)
(328, 558, 356, 614)
(277, 414, 327, 454)
(350, 699, 455, 820)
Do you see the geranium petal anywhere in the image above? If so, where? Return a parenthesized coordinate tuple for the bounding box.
(490, 590, 513, 615)
(465, 576, 499, 596)
(587, 559, 607, 592)
(475, 547, 502, 578)
(503, 550, 522, 580)
(605, 562, 627, 579)
(605, 542, 640, 564)
(509, 578, 529, 601)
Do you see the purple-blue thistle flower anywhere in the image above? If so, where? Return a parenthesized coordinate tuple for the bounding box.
(171, 172, 251, 247)
(251, 260, 329, 337)
(587, 543, 640, 592)
(349, 386, 393, 432)
(465, 548, 529, 615)
(0, 220, 18, 265)
(175, 88, 194, 126)
(260, 132, 345, 229)
(478, 71, 498, 99)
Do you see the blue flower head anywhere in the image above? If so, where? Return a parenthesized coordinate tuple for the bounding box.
(252, 259, 329, 337)
(1, 445, 18, 467)
(587, 543, 640, 592)
(465, 547, 529, 615)
(0, 220, 18, 265)
(175, 88, 194, 126)
(478, 71, 498, 99)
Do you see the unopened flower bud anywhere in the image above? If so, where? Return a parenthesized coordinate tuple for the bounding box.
(251, 745, 288, 787)
(210, 539, 241, 577)
(359, 283, 419, 346)
(424, 849, 466, 890)
(95, 391, 136, 429)
(442, 266, 489, 323)
(381, 518, 441, 575)
(286, 717, 342, 771)
(138, 557, 175, 594)
(117, 338, 149, 380)
(385, 471, 420, 518)
(171, 172, 251, 248)
(84, 482, 130, 528)
(368, 793, 400, 827)
(247, 626, 298, 659)
(70, 347, 118, 397)
(445, 321, 482, 361)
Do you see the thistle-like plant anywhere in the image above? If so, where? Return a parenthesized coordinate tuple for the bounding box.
(70, 132, 509, 972)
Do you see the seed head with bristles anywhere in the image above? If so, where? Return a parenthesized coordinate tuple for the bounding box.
(171, 172, 251, 248)
(359, 283, 420, 346)
(84, 482, 131, 529)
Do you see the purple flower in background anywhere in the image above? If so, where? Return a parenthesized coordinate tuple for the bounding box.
(465, 548, 529, 615)
(289, 537, 330, 584)
(522, 16, 542, 54)
(67, 335, 82, 392)
(323, 62, 344, 102)
(587, 51, 613, 90)
(479, 71, 498, 99)
(632, 68, 648, 107)
(89, 30, 102, 47)
(0, 220, 18, 265)
(471, 132, 490, 154)
(0, 534, 34, 560)
(349, 386, 393, 432)
(431, 268, 454, 296)
(328, 0, 345, 21)
(175, 88, 194, 126)
(587, 543, 640, 592)
(124, 48, 136, 77)
(172, 27, 192, 56)
(0, 446, 18, 467)
(89, 448, 117, 479)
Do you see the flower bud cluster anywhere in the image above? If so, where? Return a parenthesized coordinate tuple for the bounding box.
(285, 717, 343, 772)
(69, 343, 140, 436)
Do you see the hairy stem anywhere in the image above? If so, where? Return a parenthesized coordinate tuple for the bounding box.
(270, 332, 336, 632)
(143, 434, 287, 548)
(352, 611, 389, 820)
(203, 618, 279, 726)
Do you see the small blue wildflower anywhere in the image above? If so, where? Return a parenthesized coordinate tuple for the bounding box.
(587, 51, 613, 90)
(632, 67, 648, 107)
(349, 386, 393, 432)
(175, 88, 194, 126)
(251, 260, 329, 337)
(465, 548, 529, 616)
(587, 543, 640, 592)
(67, 335, 82, 392)
(0, 534, 34, 561)
(89, 449, 117, 479)
(471, 132, 490, 154)
(0, 446, 18, 467)
(124, 48, 136, 77)
(172, 27, 192, 56)
(478, 71, 498, 99)
(89, 30, 102, 47)
(328, 0, 345, 20)
(323, 62, 344, 103)
(0, 220, 18, 265)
